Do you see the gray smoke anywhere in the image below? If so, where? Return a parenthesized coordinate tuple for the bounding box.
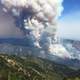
(0, 0, 63, 51)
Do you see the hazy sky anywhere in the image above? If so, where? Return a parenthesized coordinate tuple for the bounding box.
(0, 5, 24, 38)
(58, 0, 80, 40)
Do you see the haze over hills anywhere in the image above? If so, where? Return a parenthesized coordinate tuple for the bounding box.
(0, 38, 34, 47)
(0, 37, 80, 70)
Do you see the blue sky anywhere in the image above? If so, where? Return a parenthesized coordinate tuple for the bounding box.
(58, 0, 80, 40)
(62, 0, 80, 15)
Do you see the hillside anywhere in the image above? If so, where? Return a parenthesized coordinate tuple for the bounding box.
(0, 54, 80, 80)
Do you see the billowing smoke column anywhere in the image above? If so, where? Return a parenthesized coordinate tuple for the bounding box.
(0, 0, 63, 51)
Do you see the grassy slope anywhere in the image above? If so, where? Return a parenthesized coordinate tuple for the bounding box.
(0, 54, 80, 80)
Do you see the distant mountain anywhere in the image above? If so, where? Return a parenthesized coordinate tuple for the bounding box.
(60, 39, 80, 60)
(61, 38, 80, 51)
(0, 38, 34, 47)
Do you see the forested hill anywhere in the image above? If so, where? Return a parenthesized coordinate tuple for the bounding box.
(0, 54, 80, 80)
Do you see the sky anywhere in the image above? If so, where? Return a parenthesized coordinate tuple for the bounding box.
(0, 5, 24, 38)
(58, 0, 80, 40)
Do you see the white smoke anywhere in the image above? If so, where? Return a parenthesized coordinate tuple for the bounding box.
(0, 0, 63, 49)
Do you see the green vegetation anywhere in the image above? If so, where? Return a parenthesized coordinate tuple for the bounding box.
(0, 54, 80, 80)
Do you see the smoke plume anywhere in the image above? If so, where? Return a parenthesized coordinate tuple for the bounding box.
(0, 0, 63, 51)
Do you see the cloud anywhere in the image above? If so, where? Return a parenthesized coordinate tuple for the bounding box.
(58, 11, 80, 40)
